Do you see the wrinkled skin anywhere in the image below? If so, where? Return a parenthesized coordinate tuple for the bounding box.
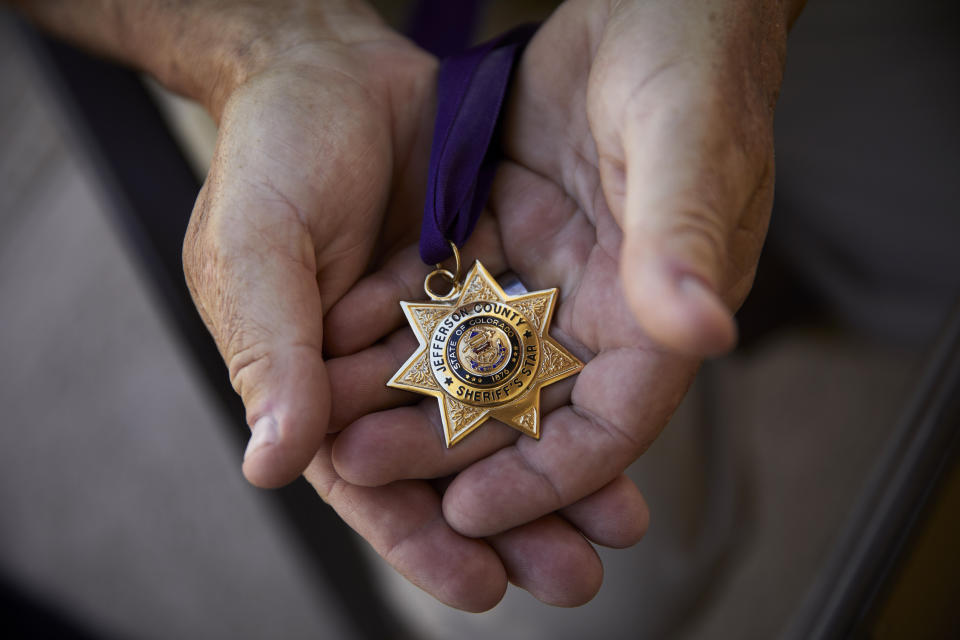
(181, 0, 790, 610)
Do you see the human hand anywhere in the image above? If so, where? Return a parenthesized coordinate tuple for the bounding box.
(181, 1, 436, 487)
(327, 0, 801, 607)
(180, 0, 647, 612)
(11, 0, 800, 613)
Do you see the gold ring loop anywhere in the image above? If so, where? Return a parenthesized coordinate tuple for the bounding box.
(436, 241, 461, 286)
(424, 268, 459, 301)
(424, 241, 463, 301)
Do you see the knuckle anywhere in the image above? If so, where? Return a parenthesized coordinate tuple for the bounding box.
(226, 339, 272, 400)
(573, 404, 648, 461)
(515, 446, 567, 508)
(228, 341, 322, 406)
(667, 203, 729, 277)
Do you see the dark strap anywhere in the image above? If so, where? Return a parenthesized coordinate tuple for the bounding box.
(419, 24, 538, 265)
(406, 0, 484, 58)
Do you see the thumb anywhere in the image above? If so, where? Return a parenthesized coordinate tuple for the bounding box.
(592, 67, 773, 357)
(588, 4, 782, 357)
(619, 95, 741, 357)
(184, 183, 330, 489)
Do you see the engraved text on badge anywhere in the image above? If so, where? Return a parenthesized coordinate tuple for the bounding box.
(429, 301, 540, 407)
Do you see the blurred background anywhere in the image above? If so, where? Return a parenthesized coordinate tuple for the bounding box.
(0, 0, 957, 638)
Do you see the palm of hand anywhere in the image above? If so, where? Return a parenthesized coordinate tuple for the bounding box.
(187, 0, 783, 613)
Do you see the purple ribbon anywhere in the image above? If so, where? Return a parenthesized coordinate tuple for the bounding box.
(419, 24, 538, 265)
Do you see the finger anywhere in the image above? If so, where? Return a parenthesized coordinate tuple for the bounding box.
(560, 473, 649, 548)
(325, 327, 420, 432)
(488, 514, 603, 607)
(332, 403, 518, 485)
(332, 379, 574, 486)
(184, 182, 330, 489)
(443, 348, 695, 537)
(324, 216, 508, 358)
(304, 438, 507, 612)
(324, 322, 574, 440)
(323, 245, 426, 358)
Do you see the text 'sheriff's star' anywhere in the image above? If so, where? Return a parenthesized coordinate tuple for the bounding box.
(388, 261, 584, 447)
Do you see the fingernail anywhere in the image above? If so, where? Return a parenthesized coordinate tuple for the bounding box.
(244, 415, 278, 460)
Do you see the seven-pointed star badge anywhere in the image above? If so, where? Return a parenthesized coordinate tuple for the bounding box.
(388, 261, 584, 447)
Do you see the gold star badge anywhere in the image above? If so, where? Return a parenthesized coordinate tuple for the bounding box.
(388, 261, 584, 447)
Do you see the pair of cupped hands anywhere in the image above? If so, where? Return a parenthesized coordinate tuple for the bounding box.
(183, 0, 791, 611)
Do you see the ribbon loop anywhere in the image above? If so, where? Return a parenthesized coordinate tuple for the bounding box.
(419, 24, 538, 265)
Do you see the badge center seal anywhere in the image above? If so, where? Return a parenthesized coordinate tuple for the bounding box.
(429, 302, 540, 408)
